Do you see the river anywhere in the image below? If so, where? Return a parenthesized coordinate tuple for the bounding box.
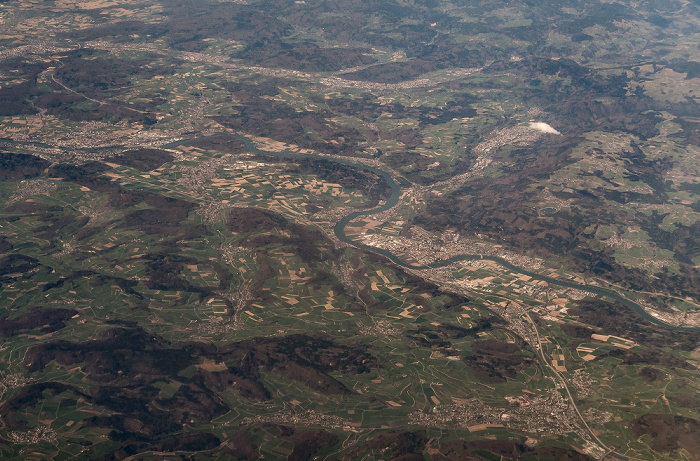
(5, 134, 698, 332)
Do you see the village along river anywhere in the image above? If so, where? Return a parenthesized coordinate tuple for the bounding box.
(195, 134, 699, 333)
(5, 134, 697, 332)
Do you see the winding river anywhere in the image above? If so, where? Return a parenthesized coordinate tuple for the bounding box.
(5, 134, 699, 332)
(185, 134, 700, 333)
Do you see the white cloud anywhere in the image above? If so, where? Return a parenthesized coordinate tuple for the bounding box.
(528, 122, 561, 135)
